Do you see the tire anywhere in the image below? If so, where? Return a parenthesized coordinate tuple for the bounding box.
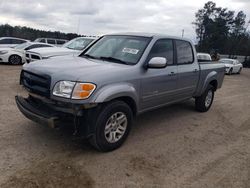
(195, 85, 214, 112)
(228, 68, 233, 75)
(237, 68, 242, 74)
(88, 100, 133, 152)
(8, 55, 22, 65)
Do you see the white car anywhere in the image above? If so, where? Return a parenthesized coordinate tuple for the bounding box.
(0, 42, 54, 65)
(26, 37, 96, 62)
(219, 58, 243, 75)
(197, 53, 212, 62)
(0, 37, 29, 48)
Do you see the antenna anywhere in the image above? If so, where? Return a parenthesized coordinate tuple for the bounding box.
(76, 16, 81, 35)
(182, 29, 185, 38)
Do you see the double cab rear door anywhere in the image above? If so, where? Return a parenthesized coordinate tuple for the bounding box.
(141, 39, 199, 110)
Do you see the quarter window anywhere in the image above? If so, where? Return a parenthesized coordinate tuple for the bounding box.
(176, 40, 194, 64)
(148, 39, 174, 65)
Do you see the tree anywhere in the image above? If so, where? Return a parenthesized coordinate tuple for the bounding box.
(0, 24, 84, 41)
(193, 1, 235, 53)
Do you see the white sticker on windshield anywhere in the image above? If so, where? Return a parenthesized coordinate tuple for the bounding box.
(122, 48, 139, 55)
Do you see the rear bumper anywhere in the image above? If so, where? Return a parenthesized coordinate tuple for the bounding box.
(15, 95, 59, 128)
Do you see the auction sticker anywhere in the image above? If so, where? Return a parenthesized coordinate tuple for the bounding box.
(122, 48, 139, 55)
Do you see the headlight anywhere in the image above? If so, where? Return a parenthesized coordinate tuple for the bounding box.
(53, 81, 76, 98)
(52, 81, 96, 99)
(0, 50, 8, 55)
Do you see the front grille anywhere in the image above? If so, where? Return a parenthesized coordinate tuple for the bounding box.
(20, 70, 51, 97)
(26, 53, 29, 58)
(31, 54, 41, 60)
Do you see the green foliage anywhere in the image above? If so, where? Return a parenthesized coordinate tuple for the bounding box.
(0, 24, 83, 41)
(193, 1, 250, 57)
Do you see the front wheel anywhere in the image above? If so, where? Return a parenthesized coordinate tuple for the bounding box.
(237, 67, 242, 74)
(195, 85, 214, 112)
(9, 55, 22, 65)
(89, 101, 133, 152)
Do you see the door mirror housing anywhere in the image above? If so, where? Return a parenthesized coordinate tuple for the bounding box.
(147, 57, 167, 69)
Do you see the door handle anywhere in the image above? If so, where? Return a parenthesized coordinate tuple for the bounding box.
(168, 72, 176, 76)
(193, 69, 198, 73)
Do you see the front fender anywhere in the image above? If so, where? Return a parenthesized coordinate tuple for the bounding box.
(93, 83, 139, 105)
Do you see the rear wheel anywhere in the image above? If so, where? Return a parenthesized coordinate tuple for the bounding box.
(88, 100, 133, 152)
(9, 55, 22, 65)
(195, 85, 214, 112)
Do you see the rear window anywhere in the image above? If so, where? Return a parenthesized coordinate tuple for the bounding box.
(176, 40, 194, 64)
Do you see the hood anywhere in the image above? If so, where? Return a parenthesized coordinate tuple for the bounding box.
(23, 56, 133, 85)
(27, 47, 77, 58)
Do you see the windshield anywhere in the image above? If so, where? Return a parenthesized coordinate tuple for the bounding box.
(63, 38, 94, 50)
(14, 42, 31, 49)
(219, 59, 234, 64)
(82, 35, 151, 65)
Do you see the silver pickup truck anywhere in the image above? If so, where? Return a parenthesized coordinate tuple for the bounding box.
(16, 33, 225, 152)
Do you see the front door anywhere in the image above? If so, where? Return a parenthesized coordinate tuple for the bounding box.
(141, 39, 178, 111)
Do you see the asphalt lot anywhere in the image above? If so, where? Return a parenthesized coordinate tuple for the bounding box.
(0, 64, 250, 188)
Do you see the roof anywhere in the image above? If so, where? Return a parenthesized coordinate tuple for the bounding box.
(35, 38, 68, 41)
(105, 32, 191, 42)
(0, 37, 29, 41)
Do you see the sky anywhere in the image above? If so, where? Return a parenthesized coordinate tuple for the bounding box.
(0, 0, 249, 41)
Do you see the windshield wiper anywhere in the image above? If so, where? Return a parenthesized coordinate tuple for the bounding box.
(82, 54, 98, 59)
(99, 56, 131, 65)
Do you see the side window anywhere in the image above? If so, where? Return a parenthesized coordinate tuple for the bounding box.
(176, 40, 194, 64)
(47, 39, 56, 45)
(40, 39, 46, 43)
(41, 44, 53, 48)
(56, 40, 66, 45)
(148, 39, 174, 65)
(0, 39, 11, 44)
(26, 44, 41, 50)
(11, 39, 26, 44)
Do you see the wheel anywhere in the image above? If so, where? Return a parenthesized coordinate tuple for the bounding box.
(8, 55, 22, 65)
(237, 67, 242, 74)
(228, 68, 233, 75)
(88, 100, 133, 152)
(195, 85, 214, 112)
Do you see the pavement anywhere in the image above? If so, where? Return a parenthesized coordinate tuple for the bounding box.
(0, 64, 250, 188)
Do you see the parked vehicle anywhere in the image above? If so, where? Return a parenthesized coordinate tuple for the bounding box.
(197, 53, 212, 62)
(26, 37, 96, 62)
(34, 38, 68, 46)
(219, 58, 243, 75)
(0, 37, 29, 48)
(16, 33, 225, 152)
(0, 42, 54, 65)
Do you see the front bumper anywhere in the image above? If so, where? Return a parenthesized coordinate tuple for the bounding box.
(15, 95, 60, 128)
(15, 95, 96, 137)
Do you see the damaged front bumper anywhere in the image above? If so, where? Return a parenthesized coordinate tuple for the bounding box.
(15, 95, 61, 128)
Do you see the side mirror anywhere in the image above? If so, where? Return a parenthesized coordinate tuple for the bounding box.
(147, 57, 167, 68)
